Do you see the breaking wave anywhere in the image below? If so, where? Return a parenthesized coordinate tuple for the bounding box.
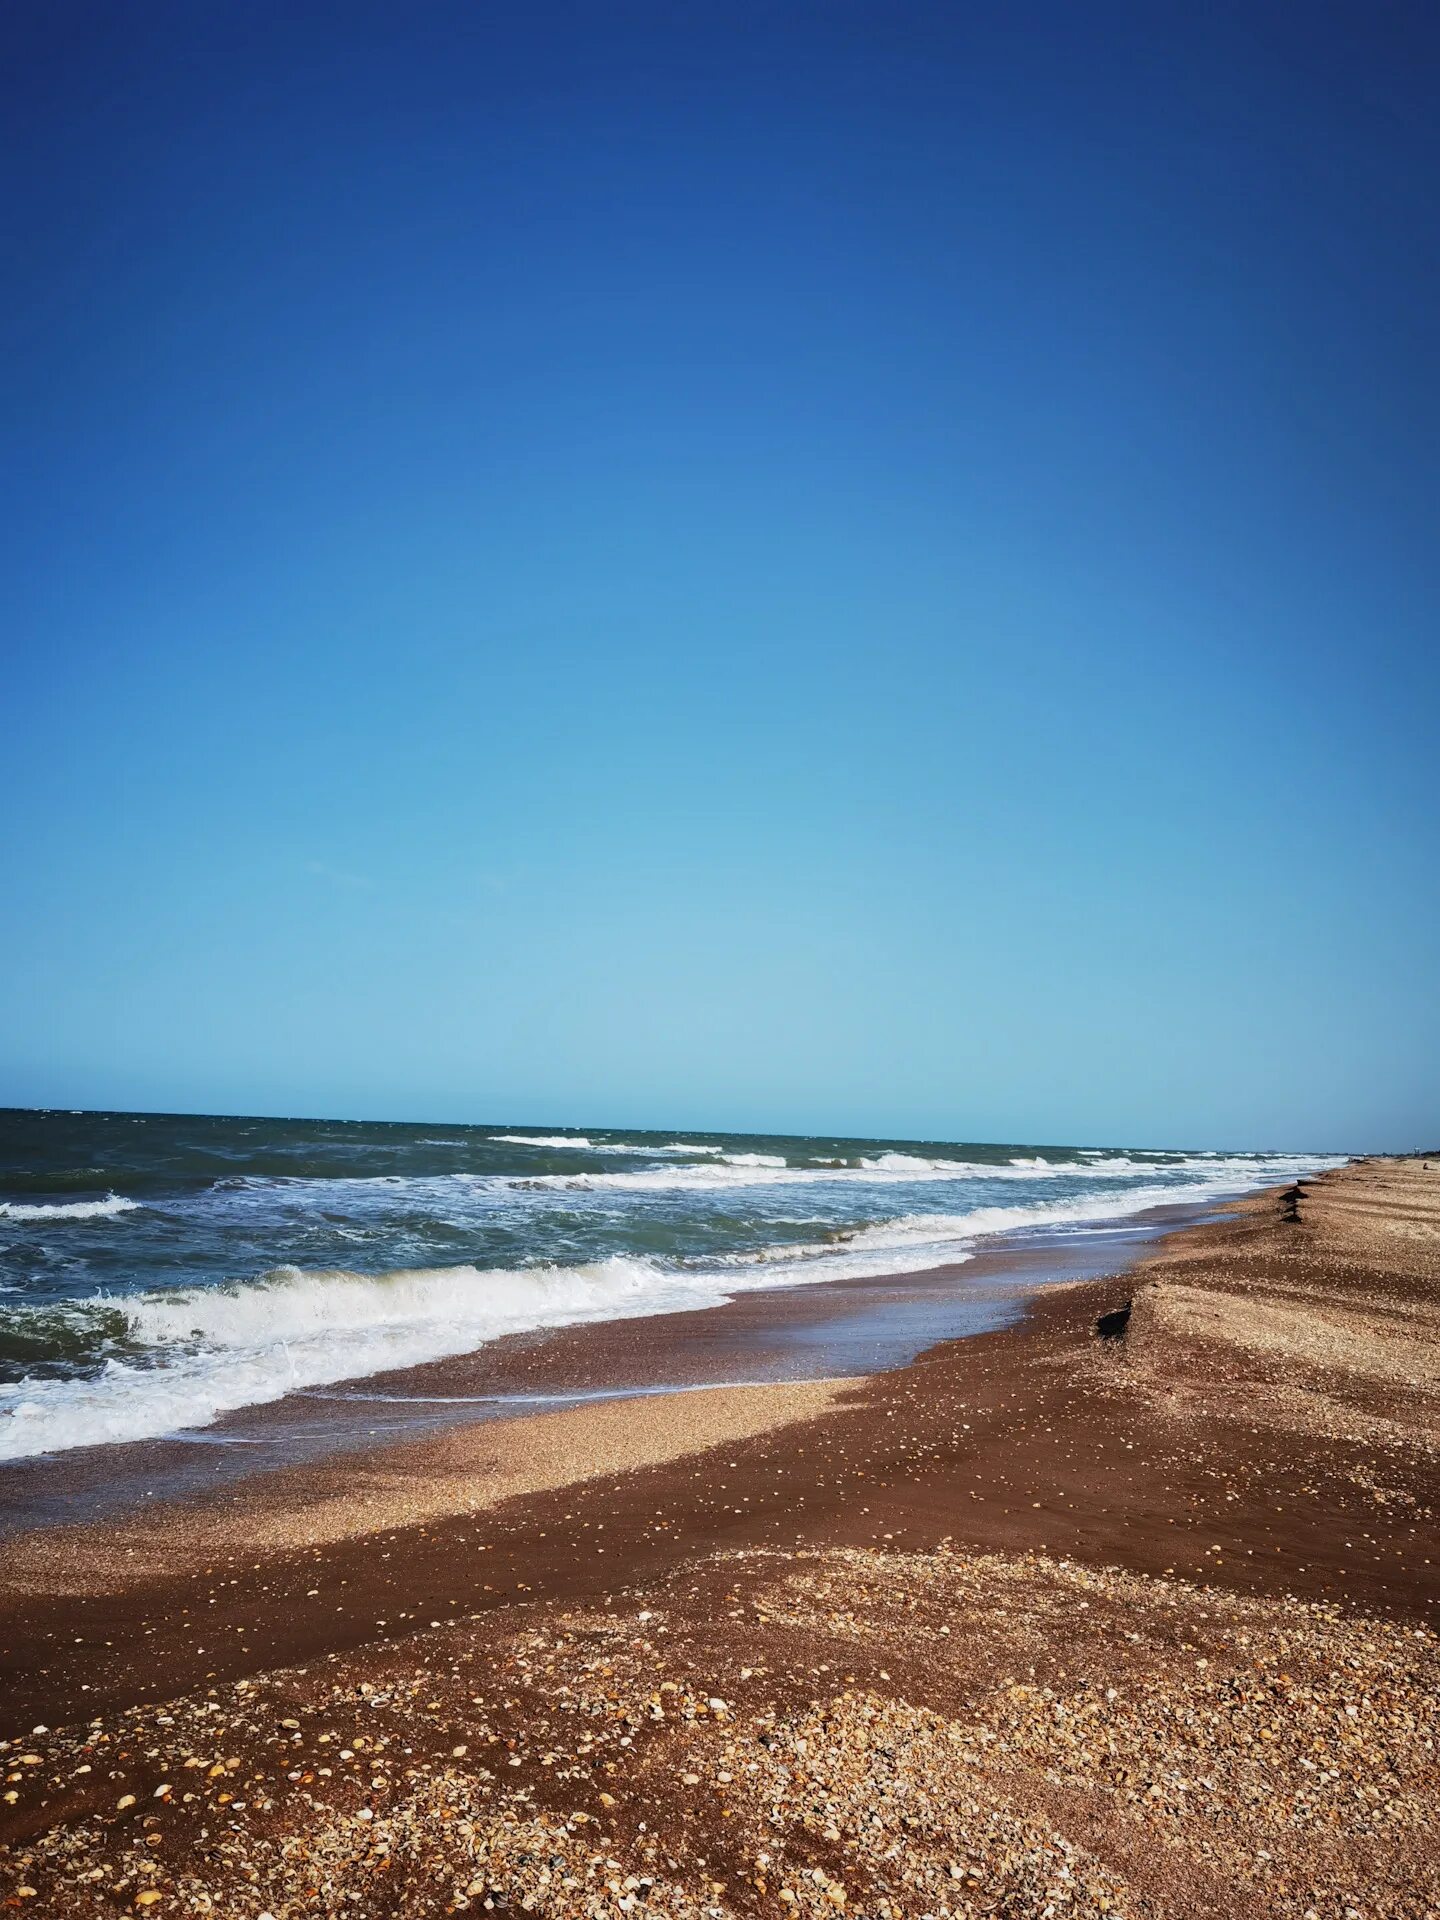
(0, 1193, 141, 1222)
(488, 1135, 727, 1156)
(509, 1150, 1333, 1195)
(489, 1134, 600, 1149)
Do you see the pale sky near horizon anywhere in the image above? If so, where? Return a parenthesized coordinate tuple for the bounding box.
(3, 2, 1437, 1152)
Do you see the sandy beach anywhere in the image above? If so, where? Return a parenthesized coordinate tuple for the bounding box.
(1, 1156, 1436, 1916)
(0, 1202, 1204, 1543)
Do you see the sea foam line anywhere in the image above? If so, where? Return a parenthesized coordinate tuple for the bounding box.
(489, 1135, 727, 1156)
(508, 1150, 1340, 1194)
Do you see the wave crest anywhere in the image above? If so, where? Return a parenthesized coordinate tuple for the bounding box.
(0, 1193, 141, 1222)
(490, 1135, 728, 1157)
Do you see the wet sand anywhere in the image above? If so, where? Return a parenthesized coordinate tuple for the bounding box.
(1, 1158, 1436, 1917)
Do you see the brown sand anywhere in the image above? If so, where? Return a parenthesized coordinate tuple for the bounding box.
(0, 1379, 857, 1595)
(1, 1156, 1437, 1917)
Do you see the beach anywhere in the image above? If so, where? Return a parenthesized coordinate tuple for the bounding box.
(0, 1154, 1436, 1916)
(8, 2, 1434, 1913)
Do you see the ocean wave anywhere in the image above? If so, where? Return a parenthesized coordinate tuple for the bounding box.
(509, 1155, 1009, 1193)
(508, 1150, 1338, 1195)
(0, 1256, 727, 1461)
(489, 1134, 601, 1149)
(856, 1152, 983, 1173)
(705, 1183, 1210, 1276)
(489, 1135, 727, 1157)
(0, 1193, 141, 1222)
(0, 1204, 978, 1459)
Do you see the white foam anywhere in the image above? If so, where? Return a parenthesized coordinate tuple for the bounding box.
(1, 1226, 953, 1459)
(0, 1257, 718, 1461)
(489, 1135, 726, 1156)
(489, 1134, 599, 1149)
(707, 1184, 1195, 1280)
(511, 1155, 1004, 1193)
(857, 1152, 969, 1172)
(0, 1194, 141, 1221)
(511, 1150, 1339, 1194)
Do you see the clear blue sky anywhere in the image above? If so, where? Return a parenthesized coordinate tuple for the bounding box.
(3, 1, 1436, 1151)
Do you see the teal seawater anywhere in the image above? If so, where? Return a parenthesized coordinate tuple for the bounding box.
(0, 1109, 1341, 1460)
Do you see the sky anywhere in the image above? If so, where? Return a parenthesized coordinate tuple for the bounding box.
(2, 1, 1437, 1152)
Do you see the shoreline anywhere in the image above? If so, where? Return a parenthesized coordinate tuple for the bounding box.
(2, 1157, 1436, 1917)
(0, 1195, 1220, 1539)
(3, 1162, 1434, 1716)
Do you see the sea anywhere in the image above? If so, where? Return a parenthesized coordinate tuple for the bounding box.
(0, 1109, 1344, 1463)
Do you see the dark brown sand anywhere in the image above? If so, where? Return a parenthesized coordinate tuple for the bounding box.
(1, 1158, 1436, 1917)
